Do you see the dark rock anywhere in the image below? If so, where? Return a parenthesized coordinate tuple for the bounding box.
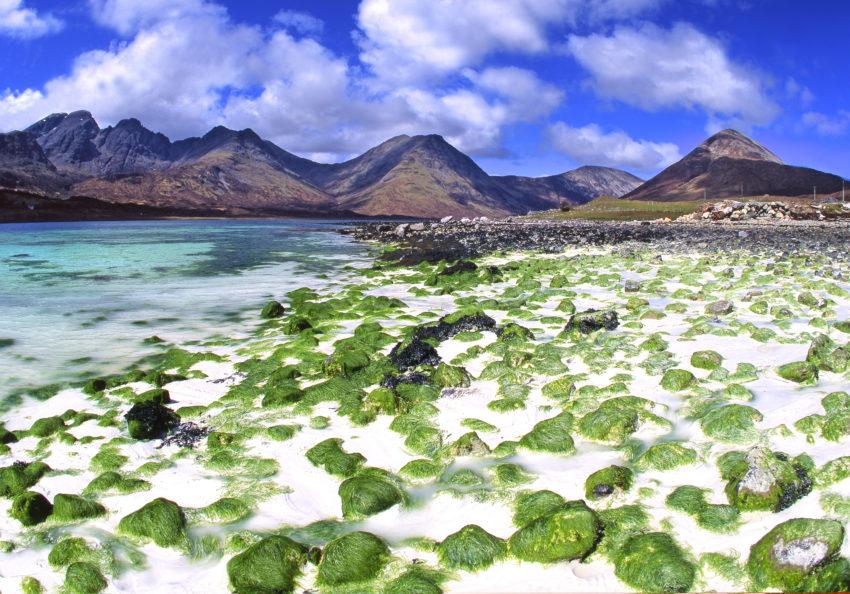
(566, 309, 619, 334)
(125, 401, 180, 440)
(158, 422, 208, 448)
(388, 338, 440, 371)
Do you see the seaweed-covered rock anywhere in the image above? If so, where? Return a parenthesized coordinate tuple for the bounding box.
(706, 300, 734, 315)
(449, 432, 491, 456)
(0, 461, 51, 498)
(306, 438, 365, 478)
(518, 412, 575, 454)
(513, 490, 565, 528)
(51, 494, 106, 522)
(496, 322, 534, 343)
(722, 448, 811, 512)
(585, 465, 633, 500)
(404, 425, 443, 455)
(691, 350, 723, 370)
(226, 535, 306, 594)
(635, 442, 698, 471)
(614, 532, 695, 593)
(64, 562, 106, 594)
(385, 569, 442, 594)
(699, 404, 762, 443)
(317, 531, 389, 586)
(777, 361, 818, 385)
(323, 349, 371, 378)
(124, 401, 179, 440)
(10, 491, 53, 526)
(661, 369, 695, 391)
(748, 518, 849, 592)
(432, 363, 471, 388)
(437, 525, 506, 570)
(260, 300, 285, 319)
(29, 416, 65, 437)
(806, 334, 850, 373)
(339, 470, 404, 519)
(565, 309, 619, 334)
(117, 497, 188, 547)
(509, 500, 601, 563)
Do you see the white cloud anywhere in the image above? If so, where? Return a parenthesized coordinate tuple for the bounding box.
(785, 77, 814, 107)
(273, 10, 323, 36)
(355, 0, 667, 87)
(88, 0, 221, 35)
(803, 110, 850, 136)
(356, 0, 577, 86)
(0, 2, 564, 160)
(567, 23, 779, 127)
(0, 0, 62, 38)
(548, 122, 681, 170)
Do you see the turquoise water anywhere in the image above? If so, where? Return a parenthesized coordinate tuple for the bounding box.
(0, 219, 369, 404)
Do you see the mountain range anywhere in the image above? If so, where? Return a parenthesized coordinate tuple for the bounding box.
(1, 111, 845, 221)
(0, 111, 642, 219)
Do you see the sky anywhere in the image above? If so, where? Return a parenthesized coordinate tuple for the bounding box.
(0, 0, 847, 180)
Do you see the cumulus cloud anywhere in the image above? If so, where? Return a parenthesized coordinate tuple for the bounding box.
(567, 23, 779, 127)
(548, 122, 681, 171)
(355, 0, 665, 87)
(0, 0, 62, 38)
(802, 110, 850, 136)
(0, 2, 564, 160)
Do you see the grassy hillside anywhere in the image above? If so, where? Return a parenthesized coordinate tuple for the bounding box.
(529, 196, 706, 221)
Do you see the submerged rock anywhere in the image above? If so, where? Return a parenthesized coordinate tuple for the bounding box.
(260, 300, 285, 319)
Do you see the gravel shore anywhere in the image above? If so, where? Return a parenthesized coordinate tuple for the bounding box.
(345, 218, 850, 263)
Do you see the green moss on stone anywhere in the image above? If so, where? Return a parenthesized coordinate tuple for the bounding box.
(64, 562, 107, 594)
(747, 518, 849, 592)
(661, 369, 696, 392)
(635, 442, 698, 471)
(117, 497, 188, 548)
(306, 438, 366, 478)
(339, 469, 405, 519)
(226, 535, 306, 594)
(585, 466, 633, 500)
(613, 532, 695, 593)
(10, 490, 52, 526)
(317, 531, 389, 586)
(51, 494, 106, 522)
(437, 525, 506, 570)
(518, 412, 574, 454)
(509, 500, 601, 563)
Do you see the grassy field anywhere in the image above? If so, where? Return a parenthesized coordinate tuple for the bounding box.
(529, 196, 707, 221)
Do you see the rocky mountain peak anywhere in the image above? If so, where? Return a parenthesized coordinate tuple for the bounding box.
(700, 129, 783, 164)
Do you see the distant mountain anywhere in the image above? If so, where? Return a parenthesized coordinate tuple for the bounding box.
(0, 131, 68, 194)
(73, 127, 333, 214)
(2, 111, 643, 219)
(624, 129, 845, 201)
(496, 166, 643, 207)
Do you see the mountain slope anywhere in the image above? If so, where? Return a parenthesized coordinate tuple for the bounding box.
(73, 127, 334, 213)
(332, 135, 558, 217)
(624, 129, 844, 201)
(496, 166, 643, 207)
(0, 131, 68, 194)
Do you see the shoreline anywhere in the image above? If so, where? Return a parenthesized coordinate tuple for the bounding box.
(1, 221, 850, 592)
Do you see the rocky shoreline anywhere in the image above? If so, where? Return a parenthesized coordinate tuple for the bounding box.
(345, 217, 850, 263)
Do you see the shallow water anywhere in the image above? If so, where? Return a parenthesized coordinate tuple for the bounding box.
(0, 219, 369, 406)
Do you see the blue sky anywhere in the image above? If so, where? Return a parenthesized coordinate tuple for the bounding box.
(0, 0, 847, 180)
